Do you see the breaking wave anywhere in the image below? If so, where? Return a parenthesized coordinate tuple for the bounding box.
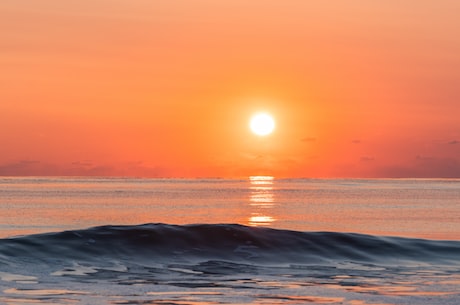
(1, 224, 459, 266)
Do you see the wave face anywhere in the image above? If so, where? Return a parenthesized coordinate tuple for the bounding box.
(1, 224, 459, 266)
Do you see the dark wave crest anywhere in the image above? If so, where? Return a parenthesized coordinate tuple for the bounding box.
(1, 224, 459, 265)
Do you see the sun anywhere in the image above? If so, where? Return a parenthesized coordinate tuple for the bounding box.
(250, 113, 275, 136)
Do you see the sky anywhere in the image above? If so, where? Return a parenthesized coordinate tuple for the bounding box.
(1, 0, 460, 178)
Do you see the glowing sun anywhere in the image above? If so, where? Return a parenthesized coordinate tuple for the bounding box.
(250, 113, 275, 136)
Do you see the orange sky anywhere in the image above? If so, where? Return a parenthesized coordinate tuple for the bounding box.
(1, 1, 460, 178)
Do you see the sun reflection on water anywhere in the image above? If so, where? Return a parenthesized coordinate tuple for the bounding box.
(248, 176, 276, 226)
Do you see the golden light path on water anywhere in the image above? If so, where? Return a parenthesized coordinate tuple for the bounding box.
(248, 176, 275, 227)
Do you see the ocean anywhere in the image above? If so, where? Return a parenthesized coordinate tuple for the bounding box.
(0, 177, 459, 304)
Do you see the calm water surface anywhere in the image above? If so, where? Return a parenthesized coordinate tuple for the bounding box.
(1, 177, 459, 240)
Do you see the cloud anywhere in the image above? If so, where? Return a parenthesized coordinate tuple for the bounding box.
(448, 140, 460, 145)
(0, 160, 58, 176)
(71, 160, 93, 167)
(0, 160, 169, 177)
(377, 156, 460, 178)
(416, 155, 435, 161)
(415, 157, 460, 177)
(67, 164, 116, 176)
(301, 137, 316, 142)
(123, 162, 168, 177)
(360, 156, 374, 162)
(352, 140, 362, 144)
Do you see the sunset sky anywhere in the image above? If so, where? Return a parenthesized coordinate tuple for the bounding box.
(1, 1, 460, 178)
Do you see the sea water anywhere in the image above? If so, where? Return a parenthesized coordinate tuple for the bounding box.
(0, 177, 459, 304)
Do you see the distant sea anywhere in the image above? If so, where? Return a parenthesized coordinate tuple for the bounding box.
(0, 177, 459, 304)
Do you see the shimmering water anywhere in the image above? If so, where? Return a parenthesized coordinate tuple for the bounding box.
(1, 177, 459, 239)
(0, 177, 459, 304)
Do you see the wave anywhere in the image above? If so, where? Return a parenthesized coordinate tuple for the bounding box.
(1, 224, 459, 266)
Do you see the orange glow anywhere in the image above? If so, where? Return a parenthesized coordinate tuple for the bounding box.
(1, 1, 460, 177)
